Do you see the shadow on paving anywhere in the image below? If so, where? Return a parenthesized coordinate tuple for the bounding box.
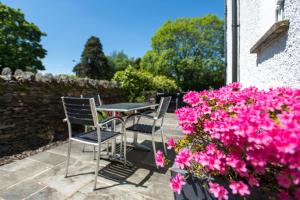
(95, 139, 175, 191)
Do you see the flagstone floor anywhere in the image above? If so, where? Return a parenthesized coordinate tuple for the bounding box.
(0, 114, 182, 200)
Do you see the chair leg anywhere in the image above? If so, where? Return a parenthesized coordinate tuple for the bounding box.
(94, 144, 101, 191)
(124, 133, 127, 166)
(106, 141, 110, 155)
(120, 134, 123, 156)
(161, 129, 167, 156)
(151, 134, 157, 163)
(93, 146, 96, 160)
(82, 126, 88, 152)
(65, 140, 72, 178)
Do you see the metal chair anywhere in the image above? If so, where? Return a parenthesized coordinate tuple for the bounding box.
(156, 92, 180, 112)
(61, 97, 126, 190)
(125, 96, 171, 162)
(80, 94, 103, 106)
(80, 94, 109, 154)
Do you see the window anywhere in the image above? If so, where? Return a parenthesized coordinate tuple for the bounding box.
(276, 0, 285, 21)
(250, 0, 289, 54)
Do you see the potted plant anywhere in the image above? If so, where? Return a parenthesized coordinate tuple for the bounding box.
(155, 83, 300, 200)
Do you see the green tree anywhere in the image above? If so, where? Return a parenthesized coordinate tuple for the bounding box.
(113, 66, 154, 102)
(0, 3, 47, 73)
(108, 50, 140, 72)
(73, 36, 112, 80)
(153, 75, 178, 93)
(141, 15, 224, 91)
(107, 51, 130, 72)
(113, 66, 178, 102)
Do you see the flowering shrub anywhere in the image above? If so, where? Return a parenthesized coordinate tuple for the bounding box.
(155, 150, 165, 167)
(161, 83, 300, 199)
(170, 173, 186, 194)
(113, 66, 178, 102)
(209, 182, 228, 200)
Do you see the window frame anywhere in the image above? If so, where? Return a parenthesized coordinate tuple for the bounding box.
(276, 0, 285, 21)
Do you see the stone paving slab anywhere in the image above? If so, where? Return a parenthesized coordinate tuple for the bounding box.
(0, 158, 51, 191)
(0, 180, 46, 200)
(33, 161, 95, 198)
(30, 151, 67, 166)
(26, 187, 64, 200)
(69, 180, 156, 200)
(0, 114, 181, 200)
(47, 142, 113, 165)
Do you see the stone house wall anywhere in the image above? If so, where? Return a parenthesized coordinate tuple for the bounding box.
(0, 68, 127, 158)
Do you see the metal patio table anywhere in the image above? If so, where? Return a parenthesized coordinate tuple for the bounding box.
(96, 103, 158, 159)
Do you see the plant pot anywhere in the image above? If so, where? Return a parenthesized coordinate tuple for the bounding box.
(171, 167, 215, 200)
(170, 167, 274, 200)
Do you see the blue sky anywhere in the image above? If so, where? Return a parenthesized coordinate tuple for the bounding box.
(2, 0, 224, 74)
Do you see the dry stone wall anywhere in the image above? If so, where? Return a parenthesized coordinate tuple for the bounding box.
(0, 67, 127, 157)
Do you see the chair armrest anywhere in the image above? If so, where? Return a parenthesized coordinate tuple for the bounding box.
(141, 109, 156, 115)
(141, 113, 156, 119)
(99, 117, 124, 127)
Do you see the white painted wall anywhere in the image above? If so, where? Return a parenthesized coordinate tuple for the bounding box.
(226, 0, 300, 89)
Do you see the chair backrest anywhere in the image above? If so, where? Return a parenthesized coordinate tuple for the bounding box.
(156, 96, 172, 119)
(61, 97, 98, 126)
(80, 94, 102, 106)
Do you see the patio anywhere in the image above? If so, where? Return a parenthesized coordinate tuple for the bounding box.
(0, 113, 181, 200)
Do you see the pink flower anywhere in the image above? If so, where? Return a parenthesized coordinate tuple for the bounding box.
(175, 149, 192, 169)
(277, 174, 291, 189)
(229, 181, 250, 196)
(194, 144, 226, 174)
(208, 182, 229, 200)
(291, 170, 300, 185)
(170, 174, 186, 194)
(174, 84, 300, 198)
(176, 107, 199, 134)
(248, 175, 259, 187)
(277, 192, 290, 200)
(183, 91, 201, 106)
(295, 188, 300, 200)
(167, 137, 175, 150)
(155, 150, 165, 168)
(226, 155, 248, 177)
